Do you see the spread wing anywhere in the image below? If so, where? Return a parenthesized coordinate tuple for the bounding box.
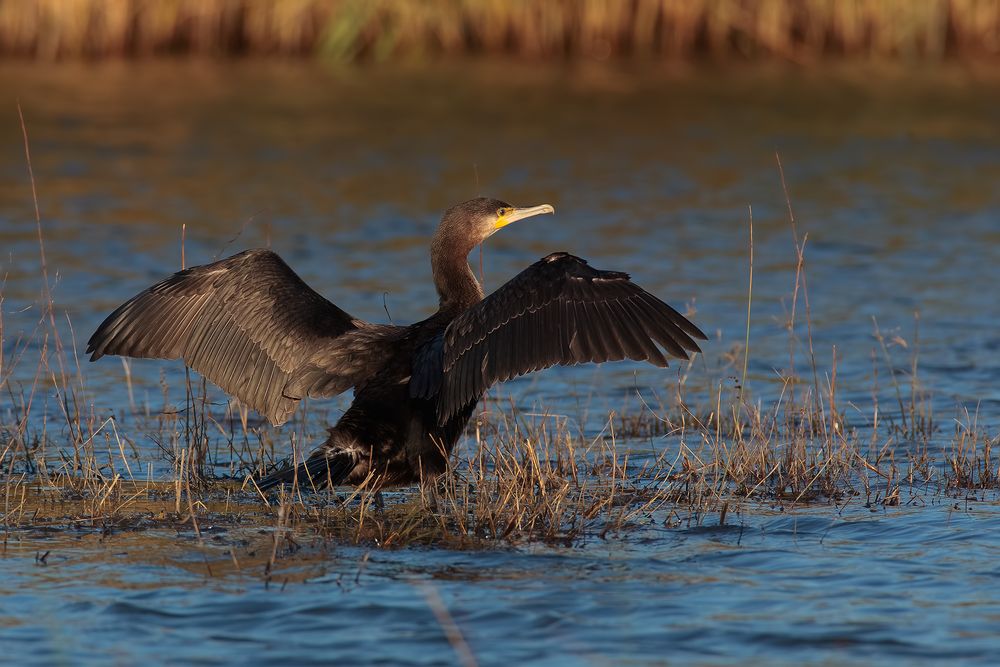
(87, 249, 364, 426)
(431, 252, 707, 424)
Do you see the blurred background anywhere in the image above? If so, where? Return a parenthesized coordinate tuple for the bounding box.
(1, 0, 999, 61)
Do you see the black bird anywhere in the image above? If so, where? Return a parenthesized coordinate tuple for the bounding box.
(87, 198, 707, 490)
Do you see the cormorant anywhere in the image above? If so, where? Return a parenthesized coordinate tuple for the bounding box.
(87, 198, 706, 490)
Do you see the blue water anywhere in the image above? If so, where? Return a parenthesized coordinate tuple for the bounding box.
(4, 503, 999, 666)
(2, 61, 999, 664)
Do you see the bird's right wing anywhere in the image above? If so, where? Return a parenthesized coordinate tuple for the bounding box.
(431, 252, 707, 424)
(88, 249, 363, 426)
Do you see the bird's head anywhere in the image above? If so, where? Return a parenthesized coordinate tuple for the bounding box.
(439, 197, 555, 249)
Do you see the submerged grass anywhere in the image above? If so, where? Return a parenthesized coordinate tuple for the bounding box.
(2, 113, 1000, 575)
(2, 0, 1000, 61)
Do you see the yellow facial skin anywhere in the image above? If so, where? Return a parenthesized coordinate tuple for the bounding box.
(493, 203, 555, 231)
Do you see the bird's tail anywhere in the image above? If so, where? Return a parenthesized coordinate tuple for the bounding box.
(255, 450, 355, 492)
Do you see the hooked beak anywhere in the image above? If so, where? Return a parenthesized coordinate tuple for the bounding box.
(494, 203, 555, 231)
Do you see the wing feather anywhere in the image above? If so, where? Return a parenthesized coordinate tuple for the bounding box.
(636, 294, 700, 358)
(628, 296, 688, 359)
(566, 300, 585, 362)
(639, 294, 700, 346)
(435, 252, 707, 423)
(574, 301, 599, 361)
(224, 331, 253, 392)
(608, 299, 667, 366)
(597, 301, 627, 362)
(88, 249, 363, 426)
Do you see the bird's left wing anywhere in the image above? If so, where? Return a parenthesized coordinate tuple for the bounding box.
(429, 252, 707, 424)
(87, 249, 363, 426)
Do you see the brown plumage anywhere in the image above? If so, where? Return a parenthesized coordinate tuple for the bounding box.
(87, 198, 707, 490)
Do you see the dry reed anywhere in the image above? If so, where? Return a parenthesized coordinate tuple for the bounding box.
(1, 0, 999, 61)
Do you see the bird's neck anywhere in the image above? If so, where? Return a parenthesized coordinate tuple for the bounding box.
(431, 235, 484, 316)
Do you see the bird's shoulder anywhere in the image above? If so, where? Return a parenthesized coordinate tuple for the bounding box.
(146, 248, 299, 297)
(462, 252, 632, 325)
(503, 252, 633, 294)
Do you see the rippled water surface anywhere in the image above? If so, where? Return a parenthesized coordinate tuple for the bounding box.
(2, 61, 999, 665)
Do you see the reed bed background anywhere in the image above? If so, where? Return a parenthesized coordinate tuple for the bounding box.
(1, 0, 999, 61)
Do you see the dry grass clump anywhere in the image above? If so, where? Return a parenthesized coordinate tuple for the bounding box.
(945, 411, 999, 491)
(1, 477, 250, 536)
(2, 0, 1000, 61)
(247, 410, 674, 552)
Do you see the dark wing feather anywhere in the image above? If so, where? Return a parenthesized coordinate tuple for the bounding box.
(87, 249, 361, 426)
(410, 333, 445, 400)
(434, 252, 707, 424)
(256, 449, 356, 491)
